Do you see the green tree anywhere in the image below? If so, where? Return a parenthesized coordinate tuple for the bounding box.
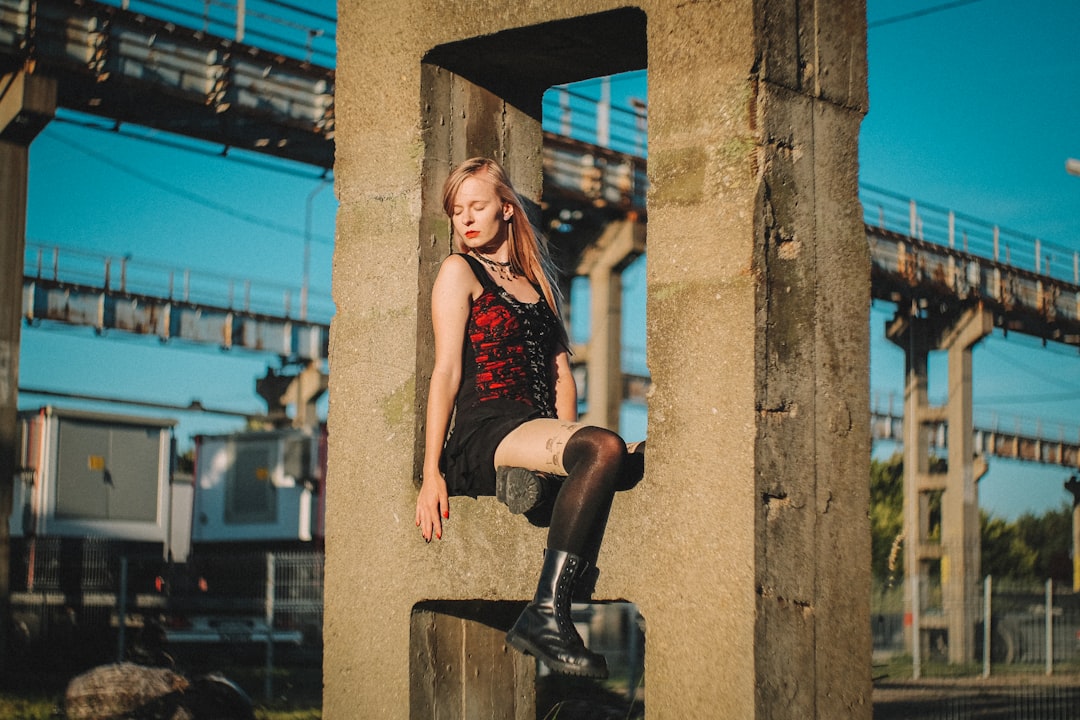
(980, 512, 1037, 582)
(870, 454, 905, 583)
(1014, 504, 1072, 584)
(868, 455, 1072, 586)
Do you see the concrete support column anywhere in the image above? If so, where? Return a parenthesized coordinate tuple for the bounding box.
(0, 71, 55, 672)
(410, 602, 535, 719)
(888, 303, 992, 664)
(328, 3, 869, 718)
(887, 309, 934, 659)
(286, 362, 328, 431)
(577, 219, 645, 430)
(940, 306, 992, 663)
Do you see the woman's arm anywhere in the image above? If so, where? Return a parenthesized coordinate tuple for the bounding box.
(416, 255, 475, 541)
(551, 348, 578, 422)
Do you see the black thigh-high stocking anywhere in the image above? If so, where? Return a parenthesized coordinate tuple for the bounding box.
(546, 426, 627, 558)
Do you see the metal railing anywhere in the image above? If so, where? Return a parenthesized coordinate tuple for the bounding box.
(24, 241, 335, 323)
(542, 77, 648, 158)
(871, 393, 1080, 449)
(862, 183, 1080, 286)
(96, 0, 337, 67)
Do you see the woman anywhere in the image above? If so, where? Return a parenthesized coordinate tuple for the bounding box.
(415, 157, 631, 679)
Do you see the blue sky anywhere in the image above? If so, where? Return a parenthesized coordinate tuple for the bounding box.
(16, 0, 1080, 520)
(859, 0, 1080, 520)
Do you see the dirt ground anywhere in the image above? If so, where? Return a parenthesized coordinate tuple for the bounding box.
(873, 674, 1080, 719)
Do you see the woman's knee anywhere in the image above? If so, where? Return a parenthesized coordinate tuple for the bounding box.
(565, 426, 627, 469)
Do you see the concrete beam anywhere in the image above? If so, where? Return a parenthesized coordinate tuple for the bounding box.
(0, 72, 56, 144)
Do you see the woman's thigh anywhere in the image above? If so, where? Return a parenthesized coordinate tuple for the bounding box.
(493, 418, 585, 476)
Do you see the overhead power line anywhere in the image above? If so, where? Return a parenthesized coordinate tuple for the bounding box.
(982, 343, 1080, 394)
(20, 386, 268, 420)
(868, 0, 987, 29)
(47, 129, 333, 246)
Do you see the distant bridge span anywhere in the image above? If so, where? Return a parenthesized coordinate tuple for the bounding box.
(0, 0, 335, 167)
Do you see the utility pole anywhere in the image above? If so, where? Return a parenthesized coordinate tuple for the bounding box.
(1065, 474, 1080, 592)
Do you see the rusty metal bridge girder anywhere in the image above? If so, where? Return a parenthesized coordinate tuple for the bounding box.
(872, 410, 1080, 472)
(868, 226, 1080, 349)
(23, 276, 329, 361)
(0, 0, 335, 168)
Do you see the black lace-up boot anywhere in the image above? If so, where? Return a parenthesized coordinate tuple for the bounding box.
(495, 466, 550, 514)
(506, 549, 609, 678)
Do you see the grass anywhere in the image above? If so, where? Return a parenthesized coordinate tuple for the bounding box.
(0, 689, 321, 720)
(0, 690, 321, 720)
(0, 692, 58, 720)
(875, 654, 1080, 682)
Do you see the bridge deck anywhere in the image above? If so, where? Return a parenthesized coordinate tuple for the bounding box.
(0, 0, 335, 167)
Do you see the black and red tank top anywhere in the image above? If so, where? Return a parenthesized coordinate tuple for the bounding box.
(455, 253, 564, 418)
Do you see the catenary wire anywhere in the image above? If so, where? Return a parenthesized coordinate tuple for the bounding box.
(45, 129, 333, 246)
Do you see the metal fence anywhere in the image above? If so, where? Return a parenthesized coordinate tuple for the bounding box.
(8, 538, 324, 672)
(873, 574, 1080, 718)
(873, 578, 1080, 672)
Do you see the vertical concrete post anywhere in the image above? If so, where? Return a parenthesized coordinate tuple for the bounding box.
(888, 304, 992, 664)
(578, 219, 645, 429)
(0, 71, 55, 672)
(940, 305, 992, 663)
(887, 311, 935, 659)
(328, 3, 869, 717)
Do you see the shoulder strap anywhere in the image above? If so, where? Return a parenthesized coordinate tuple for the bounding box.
(457, 253, 497, 290)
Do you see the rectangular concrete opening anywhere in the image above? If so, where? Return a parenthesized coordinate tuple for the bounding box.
(408, 9, 650, 720)
(542, 71, 649, 437)
(410, 600, 645, 719)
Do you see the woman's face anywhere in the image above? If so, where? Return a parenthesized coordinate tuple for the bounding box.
(450, 175, 512, 252)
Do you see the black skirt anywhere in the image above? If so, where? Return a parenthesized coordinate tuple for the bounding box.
(439, 398, 545, 497)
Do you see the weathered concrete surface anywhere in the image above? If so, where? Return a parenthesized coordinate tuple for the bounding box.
(328, 2, 870, 717)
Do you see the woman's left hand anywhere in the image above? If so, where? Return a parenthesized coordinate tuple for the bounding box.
(416, 470, 450, 542)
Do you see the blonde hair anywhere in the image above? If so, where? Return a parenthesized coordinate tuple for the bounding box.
(442, 157, 564, 320)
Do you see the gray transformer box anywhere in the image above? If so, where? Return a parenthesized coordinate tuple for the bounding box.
(191, 428, 323, 544)
(13, 406, 176, 547)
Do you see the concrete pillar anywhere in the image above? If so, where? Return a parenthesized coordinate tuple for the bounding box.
(0, 71, 55, 673)
(886, 308, 936, 659)
(328, 3, 869, 718)
(888, 304, 992, 664)
(286, 362, 328, 431)
(940, 306, 992, 663)
(577, 219, 645, 429)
